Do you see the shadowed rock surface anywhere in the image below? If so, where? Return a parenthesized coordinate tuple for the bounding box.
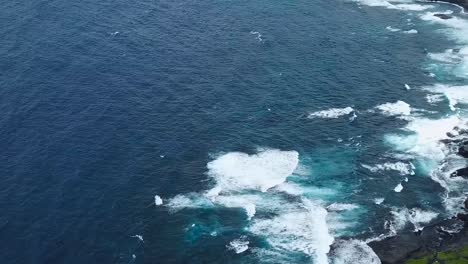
(434, 13, 453, 19)
(451, 167, 468, 179)
(459, 143, 468, 158)
(369, 199, 468, 264)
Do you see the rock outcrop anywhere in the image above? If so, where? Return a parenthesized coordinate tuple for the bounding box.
(434, 13, 453, 19)
(369, 199, 468, 264)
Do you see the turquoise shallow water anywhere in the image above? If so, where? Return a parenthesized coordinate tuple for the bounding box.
(0, 0, 467, 263)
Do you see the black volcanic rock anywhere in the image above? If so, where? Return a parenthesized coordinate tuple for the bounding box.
(458, 213, 468, 222)
(434, 13, 453, 19)
(369, 232, 426, 264)
(451, 167, 468, 179)
(369, 218, 468, 264)
(458, 143, 468, 158)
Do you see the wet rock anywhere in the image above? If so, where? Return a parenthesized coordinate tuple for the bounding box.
(368, 232, 423, 264)
(369, 218, 467, 264)
(447, 132, 457, 138)
(458, 143, 468, 158)
(434, 13, 453, 20)
(457, 213, 467, 222)
(450, 167, 468, 179)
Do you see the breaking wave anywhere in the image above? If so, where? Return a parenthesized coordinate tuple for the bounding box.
(374, 100, 412, 117)
(308, 107, 354, 119)
(164, 149, 340, 263)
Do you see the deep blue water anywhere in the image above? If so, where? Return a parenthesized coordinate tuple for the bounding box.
(1, 0, 467, 263)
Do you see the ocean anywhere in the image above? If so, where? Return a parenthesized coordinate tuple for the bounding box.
(0, 0, 467, 263)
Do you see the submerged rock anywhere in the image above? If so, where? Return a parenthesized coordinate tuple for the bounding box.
(434, 13, 453, 20)
(458, 143, 468, 158)
(450, 167, 468, 179)
(457, 213, 468, 222)
(459, 198, 468, 223)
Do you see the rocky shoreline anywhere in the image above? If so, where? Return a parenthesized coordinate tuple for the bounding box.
(362, 1, 468, 263)
(367, 129, 468, 263)
(368, 201, 468, 263)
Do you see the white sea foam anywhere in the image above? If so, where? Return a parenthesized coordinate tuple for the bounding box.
(404, 116, 460, 155)
(362, 161, 414, 175)
(250, 31, 263, 42)
(250, 199, 334, 264)
(430, 157, 468, 214)
(227, 237, 249, 254)
(164, 149, 340, 263)
(166, 189, 349, 263)
(403, 29, 418, 34)
(352, 0, 467, 241)
(131, 235, 144, 242)
(420, 12, 468, 79)
(386, 26, 401, 32)
(389, 208, 439, 231)
(385, 116, 460, 165)
(308, 107, 354, 119)
(354, 0, 434, 11)
(327, 203, 359, 212)
(353, 0, 397, 8)
(423, 84, 468, 110)
(206, 149, 299, 193)
(164, 149, 356, 263)
(384, 113, 466, 215)
(428, 48, 464, 63)
(250, 248, 297, 263)
(444, 195, 468, 215)
(276, 183, 339, 199)
(165, 193, 213, 212)
(215, 193, 293, 215)
(374, 198, 385, 205)
(395, 3, 434, 11)
(374, 100, 412, 117)
(244, 203, 256, 220)
(274, 182, 305, 196)
(330, 239, 381, 264)
(211, 195, 260, 220)
(394, 183, 404, 192)
(154, 195, 163, 206)
(426, 93, 445, 104)
(420, 11, 468, 38)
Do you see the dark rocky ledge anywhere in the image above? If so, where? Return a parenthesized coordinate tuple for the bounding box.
(369, 201, 468, 264)
(434, 13, 453, 19)
(451, 167, 468, 179)
(458, 142, 468, 158)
